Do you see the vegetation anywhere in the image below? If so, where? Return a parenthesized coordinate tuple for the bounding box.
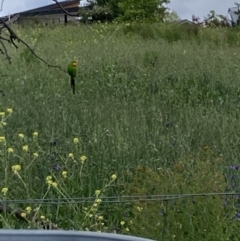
(1, 21, 240, 240)
(82, 0, 169, 22)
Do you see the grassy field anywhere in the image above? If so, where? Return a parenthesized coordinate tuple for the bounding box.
(1, 22, 240, 240)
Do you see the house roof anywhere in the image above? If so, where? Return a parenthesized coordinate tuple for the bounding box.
(0, 0, 80, 19)
(20, 0, 80, 16)
(177, 19, 195, 25)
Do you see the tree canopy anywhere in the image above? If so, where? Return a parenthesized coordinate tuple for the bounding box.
(85, 0, 170, 22)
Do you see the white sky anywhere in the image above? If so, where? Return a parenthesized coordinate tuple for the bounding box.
(0, 0, 237, 21)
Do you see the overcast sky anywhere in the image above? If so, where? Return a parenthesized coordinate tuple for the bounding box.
(0, 0, 237, 20)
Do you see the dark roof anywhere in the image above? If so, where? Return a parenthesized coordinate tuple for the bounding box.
(177, 19, 195, 25)
(20, 0, 80, 16)
(0, 0, 80, 19)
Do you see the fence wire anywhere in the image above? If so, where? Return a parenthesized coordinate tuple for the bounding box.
(0, 192, 238, 205)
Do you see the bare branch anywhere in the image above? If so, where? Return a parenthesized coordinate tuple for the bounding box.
(52, 0, 79, 17)
(19, 38, 67, 73)
(0, 38, 11, 63)
(0, 0, 4, 12)
(0, 17, 67, 73)
(0, 0, 83, 73)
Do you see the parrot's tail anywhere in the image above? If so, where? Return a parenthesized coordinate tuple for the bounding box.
(70, 76, 75, 94)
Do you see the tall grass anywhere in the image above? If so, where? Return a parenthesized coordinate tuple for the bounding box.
(1, 22, 240, 239)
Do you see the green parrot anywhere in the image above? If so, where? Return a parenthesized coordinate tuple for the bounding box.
(67, 60, 78, 94)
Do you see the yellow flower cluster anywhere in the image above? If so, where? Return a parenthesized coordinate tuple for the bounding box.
(62, 171, 67, 178)
(25, 206, 32, 214)
(0, 136, 6, 143)
(8, 147, 14, 153)
(0, 108, 12, 128)
(7, 108, 13, 114)
(1, 187, 8, 195)
(46, 176, 58, 188)
(111, 174, 117, 180)
(12, 165, 21, 173)
(73, 137, 79, 144)
(80, 155, 87, 163)
(18, 133, 24, 139)
(22, 145, 28, 152)
(68, 153, 74, 158)
(95, 190, 101, 196)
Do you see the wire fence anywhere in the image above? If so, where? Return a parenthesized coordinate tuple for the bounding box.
(1, 192, 238, 205)
(0, 192, 240, 241)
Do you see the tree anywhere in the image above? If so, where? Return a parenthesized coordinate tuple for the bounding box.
(163, 10, 180, 22)
(0, 0, 66, 73)
(117, 0, 170, 22)
(87, 0, 122, 19)
(204, 10, 231, 27)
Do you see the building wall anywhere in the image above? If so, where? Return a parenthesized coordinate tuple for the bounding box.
(17, 13, 78, 26)
(16, 0, 80, 26)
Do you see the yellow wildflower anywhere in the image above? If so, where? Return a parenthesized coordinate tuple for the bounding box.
(8, 147, 14, 153)
(73, 137, 79, 144)
(40, 215, 45, 219)
(33, 153, 39, 157)
(21, 212, 26, 218)
(12, 165, 21, 173)
(46, 176, 53, 185)
(2, 122, 7, 126)
(0, 112, 5, 117)
(6, 108, 13, 114)
(46, 176, 52, 181)
(95, 198, 102, 203)
(80, 155, 87, 163)
(33, 132, 38, 137)
(120, 221, 125, 226)
(68, 153, 74, 158)
(0, 136, 6, 142)
(18, 133, 24, 139)
(34, 207, 39, 212)
(111, 174, 117, 180)
(125, 227, 130, 232)
(1, 187, 8, 195)
(91, 208, 97, 212)
(51, 182, 58, 188)
(22, 145, 28, 152)
(62, 171, 67, 178)
(98, 216, 104, 220)
(136, 206, 143, 212)
(25, 206, 32, 213)
(95, 190, 101, 196)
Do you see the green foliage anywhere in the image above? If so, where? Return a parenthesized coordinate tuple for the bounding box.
(86, 0, 122, 21)
(163, 10, 180, 22)
(121, 22, 199, 42)
(86, 0, 170, 22)
(79, 5, 114, 22)
(117, 148, 237, 240)
(117, 0, 169, 22)
(1, 22, 240, 239)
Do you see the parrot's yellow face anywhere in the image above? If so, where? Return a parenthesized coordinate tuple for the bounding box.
(72, 60, 78, 67)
